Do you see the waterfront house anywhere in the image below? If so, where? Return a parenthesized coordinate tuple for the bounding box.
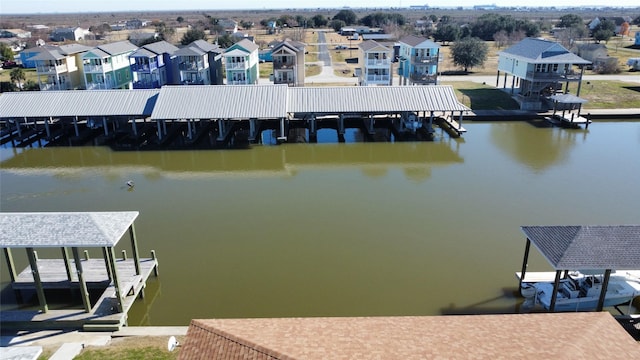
(173, 40, 224, 85)
(82, 41, 137, 90)
(224, 38, 259, 85)
(271, 39, 305, 86)
(397, 35, 440, 86)
(217, 18, 238, 34)
(130, 40, 179, 89)
(31, 43, 91, 90)
(497, 38, 591, 110)
(357, 40, 393, 86)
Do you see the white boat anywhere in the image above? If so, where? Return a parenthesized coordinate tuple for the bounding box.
(519, 271, 640, 312)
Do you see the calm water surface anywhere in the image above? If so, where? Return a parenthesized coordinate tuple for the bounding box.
(1, 121, 639, 325)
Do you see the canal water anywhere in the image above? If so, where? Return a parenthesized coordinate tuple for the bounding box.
(1, 121, 639, 325)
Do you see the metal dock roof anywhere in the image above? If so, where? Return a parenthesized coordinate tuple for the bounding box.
(0, 90, 159, 117)
(287, 86, 469, 114)
(150, 85, 289, 120)
(0, 211, 139, 248)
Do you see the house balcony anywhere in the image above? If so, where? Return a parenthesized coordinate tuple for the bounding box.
(40, 82, 70, 91)
(410, 73, 437, 84)
(411, 56, 438, 65)
(84, 63, 113, 73)
(525, 71, 582, 82)
(225, 61, 248, 70)
(85, 82, 113, 90)
(36, 63, 67, 75)
(228, 79, 249, 85)
(133, 80, 161, 89)
(130, 61, 158, 72)
(365, 74, 391, 83)
(366, 59, 391, 67)
(273, 61, 296, 70)
(178, 61, 204, 71)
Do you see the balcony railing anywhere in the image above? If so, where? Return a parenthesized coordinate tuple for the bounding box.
(228, 80, 249, 85)
(525, 71, 581, 81)
(410, 73, 437, 83)
(366, 59, 391, 66)
(178, 61, 204, 71)
(40, 82, 70, 91)
(365, 75, 391, 83)
(85, 82, 112, 90)
(273, 61, 295, 69)
(181, 79, 205, 85)
(133, 80, 160, 89)
(412, 55, 438, 65)
(84, 63, 113, 73)
(36, 64, 67, 74)
(131, 62, 158, 72)
(225, 61, 248, 70)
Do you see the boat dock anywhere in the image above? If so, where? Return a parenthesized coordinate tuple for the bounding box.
(0, 212, 159, 332)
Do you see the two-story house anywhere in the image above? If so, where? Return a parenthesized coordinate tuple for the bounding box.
(497, 38, 591, 110)
(173, 40, 224, 85)
(30, 43, 91, 90)
(50, 27, 86, 42)
(129, 40, 179, 89)
(224, 38, 259, 85)
(271, 40, 305, 87)
(82, 40, 137, 90)
(397, 35, 440, 86)
(357, 40, 393, 86)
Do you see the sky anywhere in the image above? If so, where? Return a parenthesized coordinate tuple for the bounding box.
(1, 0, 638, 14)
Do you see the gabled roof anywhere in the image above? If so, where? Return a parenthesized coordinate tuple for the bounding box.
(142, 40, 179, 55)
(82, 49, 110, 59)
(224, 48, 249, 57)
(399, 35, 440, 49)
(151, 85, 289, 120)
(173, 46, 206, 57)
(0, 212, 138, 248)
(229, 38, 259, 53)
(191, 39, 222, 54)
(27, 46, 64, 61)
(359, 40, 391, 52)
(179, 313, 640, 359)
(521, 225, 640, 270)
(130, 48, 157, 58)
(96, 40, 137, 55)
(271, 40, 305, 54)
(58, 43, 92, 55)
(0, 89, 159, 118)
(499, 38, 591, 65)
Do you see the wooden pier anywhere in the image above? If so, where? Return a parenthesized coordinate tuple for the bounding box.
(0, 211, 159, 332)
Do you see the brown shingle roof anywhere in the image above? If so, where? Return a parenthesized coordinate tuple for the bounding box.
(179, 313, 639, 359)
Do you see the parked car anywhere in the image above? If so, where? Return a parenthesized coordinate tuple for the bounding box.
(335, 45, 348, 50)
(2, 60, 18, 69)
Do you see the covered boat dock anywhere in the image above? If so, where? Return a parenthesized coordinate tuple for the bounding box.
(0, 85, 470, 149)
(0, 211, 158, 331)
(517, 225, 640, 312)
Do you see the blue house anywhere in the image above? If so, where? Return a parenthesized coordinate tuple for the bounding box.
(129, 40, 179, 89)
(397, 35, 440, 86)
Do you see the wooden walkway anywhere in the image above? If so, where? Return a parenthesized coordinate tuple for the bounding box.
(437, 114, 467, 137)
(1, 257, 158, 331)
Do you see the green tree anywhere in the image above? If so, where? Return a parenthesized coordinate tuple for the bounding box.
(216, 34, 234, 48)
(176, 16, 184, 23)
(558, 14, 584, 28)
(439, 15, 452, 24)
(88, 23, 111, 39)
(451, 37, 488, 72)
(434, 23, 460, 45)
(428, 14, 438, 23)
(0, 43, 14, 60)
(22, 80, 39, 91)
(333, 10, 357, 26)
(10, 67, 25, 90)
(634, 16, 640, 26)
(239, 20, 254, 30)
(330, 19, 346, 33)
(593, 19, 615, 43)
(180, 28, 206, 45)
(310, 14, 328, 28)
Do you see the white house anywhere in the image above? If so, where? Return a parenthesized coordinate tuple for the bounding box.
(357, 40, 393, 86)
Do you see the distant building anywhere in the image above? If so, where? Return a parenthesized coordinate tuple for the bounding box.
(0, 29, 31, 39)
(50, 27, 86, 42)
(82, 40, 137, 90)
(358, 40, 393, 86)
(128, 31, 159, 46)
(271, 39, 305, 86)
(570, 43, 608, 65)
(217, 19, 238, 34)
(126, 19, 144, 30)
(397, 35, 440, 86)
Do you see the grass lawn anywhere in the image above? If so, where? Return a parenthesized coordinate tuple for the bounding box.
(259, 62, 272, 78)
(442, 81, 520, 110)
(305, 63, 321, 77)
(578, 80, 640, 109)
(61, 337, 181, 360)
(0, 67, 38, 83)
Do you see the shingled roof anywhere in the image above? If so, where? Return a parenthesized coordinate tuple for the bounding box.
(178, 313, 639, 359)
(521, 225, 640, 270)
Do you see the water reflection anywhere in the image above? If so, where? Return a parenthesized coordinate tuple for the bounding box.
(1, 141, 463, 182)
(490, 121, 588, 172)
